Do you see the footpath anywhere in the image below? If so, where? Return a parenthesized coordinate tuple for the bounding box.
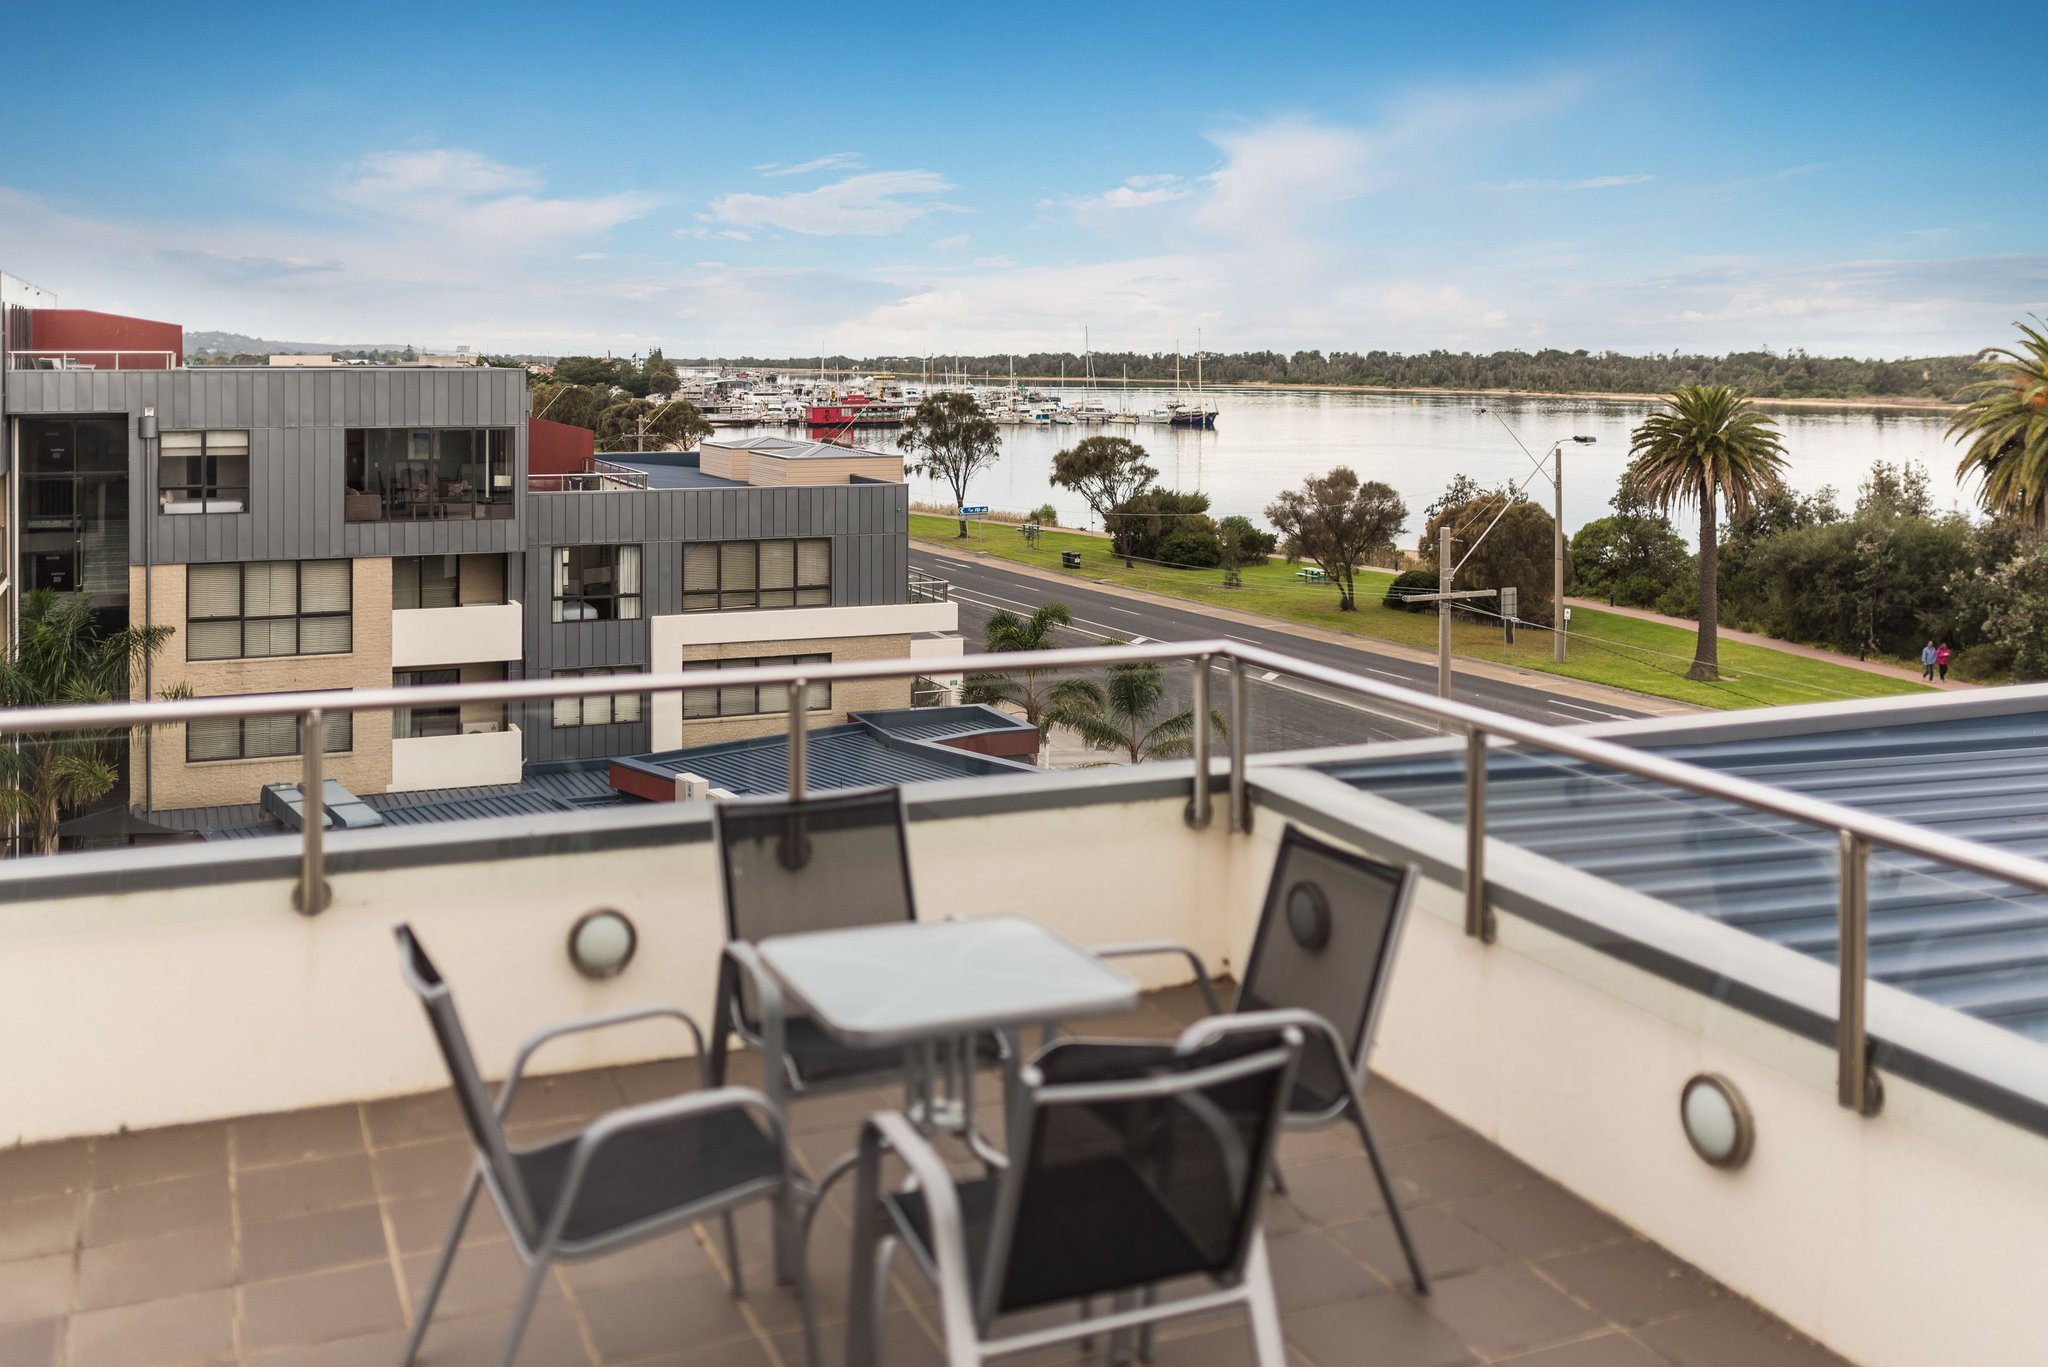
(1563, 597, 1976, 691)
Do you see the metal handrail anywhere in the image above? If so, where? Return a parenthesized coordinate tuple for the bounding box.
(12, 636, 2033, 1114)
(7, 350, 179, 369)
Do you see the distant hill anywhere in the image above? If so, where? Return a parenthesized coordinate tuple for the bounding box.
(185, 331, 407, 356)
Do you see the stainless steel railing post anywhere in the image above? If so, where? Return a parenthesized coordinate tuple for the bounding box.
(1837, 830, 1876, 1114)
(787, 681, 808, 801)
(296, 708, 328, 916)
(1465, 728, 1491, 942)
(1227, 658, 1249, 833)
(1188, 655, 1213, 829)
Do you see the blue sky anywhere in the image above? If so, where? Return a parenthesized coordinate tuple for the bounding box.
(1, 1, 2039, 358)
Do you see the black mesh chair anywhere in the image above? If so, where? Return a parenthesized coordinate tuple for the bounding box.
(708, 787, 924, 1100)
(707, 788, 1007, 1274)
(394, 924, 819, 1367)
(1083, 824, 1430, 1292)
(846, 1018, 1304, 1367)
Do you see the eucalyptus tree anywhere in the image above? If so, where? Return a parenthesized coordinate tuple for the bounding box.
(901, 392, 1001, 537)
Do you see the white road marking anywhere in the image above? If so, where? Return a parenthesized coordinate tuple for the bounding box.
(1549, 699, 1627, 718)
(1260, 670, 1279, 682)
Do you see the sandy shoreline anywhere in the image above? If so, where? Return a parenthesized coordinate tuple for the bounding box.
(1005, 377, 1958, 414)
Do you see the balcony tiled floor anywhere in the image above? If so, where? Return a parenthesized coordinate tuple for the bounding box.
(0, 987, 1851, 1367)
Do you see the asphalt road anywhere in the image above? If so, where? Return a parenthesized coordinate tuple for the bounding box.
(914, 547, 1649, 753)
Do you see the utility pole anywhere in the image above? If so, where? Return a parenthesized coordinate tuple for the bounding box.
(1553, 436, 1596, 663)
(1438, 533, 1455, 704)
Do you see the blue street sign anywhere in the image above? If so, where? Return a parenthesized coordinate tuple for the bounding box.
(961, 505, 989, 515)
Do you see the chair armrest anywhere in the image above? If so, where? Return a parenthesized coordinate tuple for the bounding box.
(855, 1111, 980, 1326)
(1091, 941, 1221, 1014)
(537, 1086, 792, 1249)
(711, 943, 789, 1089)
(1181, 1007, 1360, 1121)
(500, 1006, 708, 1119)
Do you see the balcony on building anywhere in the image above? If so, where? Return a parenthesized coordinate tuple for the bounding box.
(343, 427, 516, 522)
(0, 648, 2039, 1367)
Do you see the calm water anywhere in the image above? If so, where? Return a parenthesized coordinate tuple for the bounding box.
(744, 387, 1967, 544)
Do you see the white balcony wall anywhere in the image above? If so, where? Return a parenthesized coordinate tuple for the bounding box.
(388, 724, 525, 792)
(391, 602, 523, 668)
(0, 780, 1260, 1149)
(1251, 768, 2048, 1367)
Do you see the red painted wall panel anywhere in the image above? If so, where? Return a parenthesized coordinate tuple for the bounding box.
(27, 310, 183, 369)
(528, 416, 594, 475)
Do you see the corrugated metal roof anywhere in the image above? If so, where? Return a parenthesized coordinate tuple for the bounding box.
(853, 705, 1037, 744)
(624, 720, 1040, 797)
(1325, 712, 2048, 1042)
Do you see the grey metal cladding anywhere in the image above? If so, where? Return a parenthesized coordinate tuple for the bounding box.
(1326, 710, 2048, 1044)
(3, 366, 527, 565)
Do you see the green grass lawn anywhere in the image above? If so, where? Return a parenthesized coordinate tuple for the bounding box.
(912, 515, 1930, 711)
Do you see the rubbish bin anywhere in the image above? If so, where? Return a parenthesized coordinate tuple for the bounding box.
(1061, 551, 1082, 569)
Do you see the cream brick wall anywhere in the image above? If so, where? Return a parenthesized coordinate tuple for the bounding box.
(131, 559, 395, 811)
(674, 632, 911, 748)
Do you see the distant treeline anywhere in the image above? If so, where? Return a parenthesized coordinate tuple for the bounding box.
(680, 348, 1978, 401)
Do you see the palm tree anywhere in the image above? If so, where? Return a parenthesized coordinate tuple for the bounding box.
(1048, 643, 1228, 764)
(960, 604, 1104, 759)
(1949, 318, 2048, 528)
(1627, 385, 1788, 681)
(0, 590, 172, 855)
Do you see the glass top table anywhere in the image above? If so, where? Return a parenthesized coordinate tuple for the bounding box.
(757, 915, 1140, 1050)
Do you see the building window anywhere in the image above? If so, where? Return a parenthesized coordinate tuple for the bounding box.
(187, 561, 353, 660)
(186, 707, 352, 763)
(393, 556, 461, 610)
(682, 654, 831, 719)
(344, 428, 513, 521)
(552, 668, 644, 728)
(553, 545, 641, 622)
(393, 669, 461, 738)
(682, 539, 830, 612)
(159, 431, 251, 514)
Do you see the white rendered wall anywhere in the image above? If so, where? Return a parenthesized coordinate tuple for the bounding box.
(388, 725, 524, 792)
(391, 602, 523, 668)
(0, 788, 1259, 1147)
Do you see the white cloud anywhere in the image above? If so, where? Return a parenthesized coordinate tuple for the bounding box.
(336, 147, 656, 250)
(754, 152, 866, 177)
(719, 230, 751, 242)
(1195, 122, 1375, 245)
(1045, 175, 1191, 226)
(707, 170, 958, 237)
(973, 255, 1015, 268)
(930, 234, 971, 250)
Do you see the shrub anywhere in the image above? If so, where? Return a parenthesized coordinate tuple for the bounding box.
(1028, 503, 1057, 525)
(1219, 515, 1277, 564)
(1383, 568, 1439, 611)
(1157, 524, 1225, 568)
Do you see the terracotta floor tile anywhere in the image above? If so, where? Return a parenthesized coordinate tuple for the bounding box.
(67, 1287, 234, 1367)
(1422, 1263, 1607, 1358)
(83, 1170, 230, 1246)
(1283, 1292, 1477, 1367)
(89, 1123, 228, 1191)
(0, 1253, 72, 1325)
(241, 1205, 391, 1283)
(75, 1225, 234, 1311)
(1638, 1302, 1852, 1367)
(1538, 1237, 1724, 1327)
(241, 1261, 407, 1354)
(0, 1141, 91, 1203)
(233, 1106, 367, 1170)
(238, 1153, 380, 1225)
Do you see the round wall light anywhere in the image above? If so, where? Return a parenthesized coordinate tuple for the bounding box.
(1679, 1073, 1754, 1169)
(568, 909, 638, 980)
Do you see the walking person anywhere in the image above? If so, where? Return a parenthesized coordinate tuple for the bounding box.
(1937, 642, 1952, 683)
(1921, 641, 1938, 681)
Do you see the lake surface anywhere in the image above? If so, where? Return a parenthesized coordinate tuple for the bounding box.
(736, 387, 1968, 545)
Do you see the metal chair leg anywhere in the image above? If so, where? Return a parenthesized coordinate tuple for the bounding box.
(847, 1145, 886, 1367)
(780, 1187, 823, 1367)
(1352, 1104, 1429, 1293)
(722, 1210, 746, 1297)
(1243, 1236, 1287, 1367)
(768, 1068, 799, 1285)
(492, 1254, 554, 1367)
(400, 1166, 481, 1365)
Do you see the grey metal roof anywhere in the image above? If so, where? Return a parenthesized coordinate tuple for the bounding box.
(149, 767, 623, 841)
(608, 460, 745, 490)
(853, 704, 1037, 744)
(1325, 712, 2048, 1042)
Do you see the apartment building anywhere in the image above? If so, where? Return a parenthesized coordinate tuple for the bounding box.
(0, 286, 959, 814)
